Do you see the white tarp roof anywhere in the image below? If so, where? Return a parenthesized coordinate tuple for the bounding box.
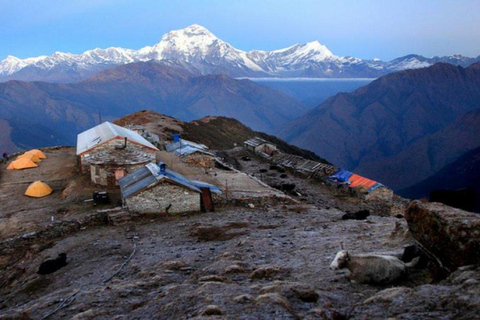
(76, 121, 158, 155)
(244, 137, 270, 148)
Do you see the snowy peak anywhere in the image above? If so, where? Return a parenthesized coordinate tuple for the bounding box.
(1, 24, 478, 82)
(300, 41, 334, 59)
(282, 41, 335, 61)
(173, 24, 217, 39)
(160, 24, 220, 46)
(152, 24, 231, 60)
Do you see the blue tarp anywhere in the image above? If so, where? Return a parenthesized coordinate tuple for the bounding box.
(328, 169, 353, 183)
(328, 168, 385, 194)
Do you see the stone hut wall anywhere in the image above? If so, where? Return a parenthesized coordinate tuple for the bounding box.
(182, 153, 215, 169)
(79, 138, 156, 173)
(365, 187, 394, 202)
(90, 162, 148, 187)
(126, 182, 200, 215)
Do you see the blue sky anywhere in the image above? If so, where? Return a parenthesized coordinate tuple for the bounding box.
(1, 0, 479, 61)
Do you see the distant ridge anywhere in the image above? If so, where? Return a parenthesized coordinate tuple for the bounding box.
(279, 62, 480, 192)
(1, 24, 479, 83)
(399, 145, 480, 210)
(0, 61, 305, 150)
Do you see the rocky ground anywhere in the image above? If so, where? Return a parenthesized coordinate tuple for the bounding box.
(0, 149, 479, 319)
(1, 203, 479, 319)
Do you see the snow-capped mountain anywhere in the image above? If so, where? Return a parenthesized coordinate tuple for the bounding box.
(1, 24, 479, 83)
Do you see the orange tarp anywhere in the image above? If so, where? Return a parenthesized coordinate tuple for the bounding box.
(17, 153, 41, 163)
(6, 158, 38, 170)
(348, 174, 377, 190)
(25, 181, 53, 197)
(27, 149, 47, 159)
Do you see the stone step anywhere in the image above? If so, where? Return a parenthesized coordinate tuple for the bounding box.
(108, 210, 131, 225)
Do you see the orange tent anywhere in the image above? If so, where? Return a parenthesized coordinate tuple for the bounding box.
(27, 149, 47, 159)
(17, 152, 41, 163)
(6, 158, 38, 170)
(25, 181, 53, 197)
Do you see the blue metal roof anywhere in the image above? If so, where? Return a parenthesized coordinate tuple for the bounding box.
(190, 180, 223, 194)
(119, 163, 203, 198)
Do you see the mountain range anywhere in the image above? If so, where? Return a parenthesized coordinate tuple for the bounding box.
(279, 62, 480, 192)
(1, 24, 479, 83)
(398, 144, 480, 212)
(0, 61, 304, 151)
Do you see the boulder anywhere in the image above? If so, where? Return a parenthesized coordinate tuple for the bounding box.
(201, 305, 223, 316)
(342, 209, 370, 220)
(249, 265, 289, 280)
(405, 200, 480, 271)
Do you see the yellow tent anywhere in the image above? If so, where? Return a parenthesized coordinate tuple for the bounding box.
(25, 181, 53, 198)
(17, 152, 41, 163)
(6, 158, 38, 170)
(27, 149, 47, 159)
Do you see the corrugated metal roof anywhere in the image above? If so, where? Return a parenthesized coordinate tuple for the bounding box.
(165, 139, 212, 157)
(190, 180, 223, 194)
(174, 146, 214, 157)
(119, 167, 158, 198)
(77, 122, 158, 155)
(272, 153, 335, 174)
(119, 163, 202, 198)
(244, 137, 269, 148)
(166, 139, 208, 152)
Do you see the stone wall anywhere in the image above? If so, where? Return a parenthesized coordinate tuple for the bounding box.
(183, 153, 215, 169)
(126, 182, 200, 215)
(366, 187, 394, 202)
(251, 143, 277, 155)
(90, 162, 147, 187)
(0, 212, 109, 256)
(80, 138, 156, 173)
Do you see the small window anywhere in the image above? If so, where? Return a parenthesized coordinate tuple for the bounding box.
(115, 169, 125, 180)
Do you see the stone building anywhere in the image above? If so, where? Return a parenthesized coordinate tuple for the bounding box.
(88, 149, 154, 186)
(76, 122, 159, 186)
(365, 186, 394, 202)
(119, 163, 202, 215)
(124, 124, 160, 146)
(166, 138, 215, 169)
(328, 169, 393, 202)
(244, 137, 277, 156)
